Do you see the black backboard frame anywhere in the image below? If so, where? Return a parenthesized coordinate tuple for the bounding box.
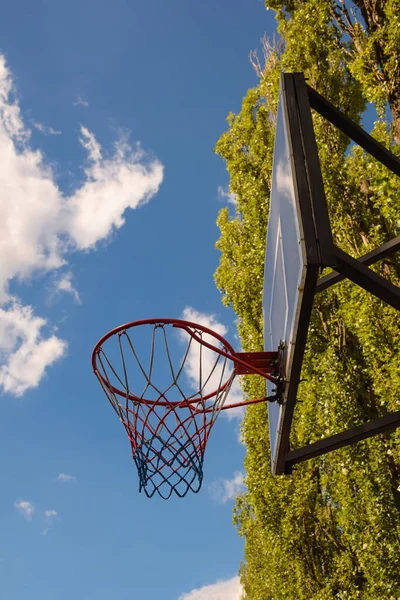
(270, 73, 400, 475)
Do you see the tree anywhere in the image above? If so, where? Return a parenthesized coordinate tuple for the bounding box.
(215, 2, 400, 597)
(266, 0, 400, 140)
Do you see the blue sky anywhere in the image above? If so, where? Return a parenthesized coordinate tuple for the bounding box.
(0, 1, 277, 599)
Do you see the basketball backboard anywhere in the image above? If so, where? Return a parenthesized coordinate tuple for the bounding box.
(263, 72, 400, 475)
(263, 74, 323, 475)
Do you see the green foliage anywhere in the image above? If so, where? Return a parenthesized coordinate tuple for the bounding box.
(215, 86, 273, 350)
(214, 2, 400, 598)
(265, 0, 400, 138)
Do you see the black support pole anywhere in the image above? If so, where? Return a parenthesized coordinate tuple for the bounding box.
(307, 86, 400, 177)
(286, 411, 400, 468)
(316, 237, 400, 293)
(334, 246, 400, 310)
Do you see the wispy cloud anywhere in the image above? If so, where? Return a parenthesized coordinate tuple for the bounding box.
(180, 308, 245, 422)
(221, 379, 245, 422)
(180, 307, 230, 395)
(217, 185, 237, 206)
(57, 473, 77, 483)
(79, 126, 102, 162)
(208, 471, 245, 504)
(179, 576, 243, 600)
(32, 121, 61, 136)
(0, 302, 66, 396)
(0, 54, 163, 396)
(73, 96, 89, 108)
(44, 509, 59, 519)
(14, 499, 35, 520)
(54, 273, 81, 304)
(41, 509, 60, 535)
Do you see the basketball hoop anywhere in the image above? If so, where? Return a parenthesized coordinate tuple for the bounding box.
(92, 318, 282, 499)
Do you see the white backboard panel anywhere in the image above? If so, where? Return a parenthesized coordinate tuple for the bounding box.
(263, 89, 308, 473)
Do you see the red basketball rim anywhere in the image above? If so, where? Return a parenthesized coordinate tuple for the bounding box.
(91, 318, 237, 407)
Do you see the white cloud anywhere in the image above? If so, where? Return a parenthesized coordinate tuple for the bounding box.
(73, 96, 89, 108)
(32, 121, 61, 136)
(0, 54, 163, 396)
(208, 471, 245, 504)
(66, 131, 163, 249)
(57, 473, 77, 483)
(180, 308, 244, 420)
(0, 302, 66, 396)
(54, 272, 81, 304)
(14, 499, 35, 520)
(217, 185, 237, 206)
(41, 509, 60, 535)
(179, 576, 243, 600)
(220, 379, 245, 421)
(79, 125, 102, 162)
(181, 307, 230, 396)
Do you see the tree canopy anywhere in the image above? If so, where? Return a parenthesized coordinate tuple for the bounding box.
(214, 1, 400, 597)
